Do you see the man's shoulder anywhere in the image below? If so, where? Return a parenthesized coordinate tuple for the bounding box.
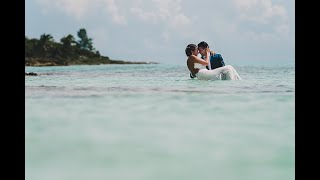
(211, 52, 222, 58)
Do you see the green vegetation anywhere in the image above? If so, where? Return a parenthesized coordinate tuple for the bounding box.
(25, 28, 156, 66)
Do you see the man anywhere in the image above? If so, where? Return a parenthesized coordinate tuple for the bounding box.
(197, 41, 225, 70)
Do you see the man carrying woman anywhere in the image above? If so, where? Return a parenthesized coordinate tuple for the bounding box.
(185, 43, 241, 80)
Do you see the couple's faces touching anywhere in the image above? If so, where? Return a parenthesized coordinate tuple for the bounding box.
(198, 47, 207, 56)
(191, 46, 208, 56)
(192, 47, 199, 56)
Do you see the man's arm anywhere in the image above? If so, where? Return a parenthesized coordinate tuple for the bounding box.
(218, 54, 225, 66)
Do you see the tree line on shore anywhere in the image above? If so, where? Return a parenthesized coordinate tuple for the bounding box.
(25, 28, 153, 66)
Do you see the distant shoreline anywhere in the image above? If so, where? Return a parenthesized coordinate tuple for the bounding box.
(25, 57, 158, 67)
(25, 30, 159, 67)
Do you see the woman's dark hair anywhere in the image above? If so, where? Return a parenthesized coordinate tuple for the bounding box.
(198, 41, 209, 49)
(185, 44, 197, 56)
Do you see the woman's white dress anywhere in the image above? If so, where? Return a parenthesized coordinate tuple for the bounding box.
(194, 63, 241, 80)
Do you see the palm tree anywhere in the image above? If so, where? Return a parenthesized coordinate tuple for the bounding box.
(61, 34, 76, 47)
(36, 34, 54, 57)
(77, 28, 93, 51)
(60, 34, 77, 58)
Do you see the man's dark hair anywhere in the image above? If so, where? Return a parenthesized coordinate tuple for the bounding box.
(198, 41, 209, 49)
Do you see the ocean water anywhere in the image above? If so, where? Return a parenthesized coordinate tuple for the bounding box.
(25, 63, 295, 180)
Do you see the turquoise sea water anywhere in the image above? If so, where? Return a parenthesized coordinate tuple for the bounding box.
(25, 63, 295, 180)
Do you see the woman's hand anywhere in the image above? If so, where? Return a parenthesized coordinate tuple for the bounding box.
(206, 48, 211, 56)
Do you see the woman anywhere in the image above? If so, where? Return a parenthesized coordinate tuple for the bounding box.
(185, 44, 241, 80)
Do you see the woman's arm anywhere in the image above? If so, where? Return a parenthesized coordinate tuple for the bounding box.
(191, 49, 210, 65)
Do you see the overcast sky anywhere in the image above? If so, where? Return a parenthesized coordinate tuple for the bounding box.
(26, 0, 295, 65)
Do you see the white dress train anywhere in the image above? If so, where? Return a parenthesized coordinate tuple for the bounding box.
(194, 63, 241, 80)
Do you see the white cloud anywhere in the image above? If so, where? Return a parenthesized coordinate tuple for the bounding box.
(169, 14, 191, 28)
(233, 0, 289, 33)
(130, 7, 158, 24)
(130, 0, 191, 28)
(36, 0, 93, 19)
(129, 0, 193, 42)
(275, 24, 289, 34)
(36, 0, 127, 25)
(234, 0, 288, 23)
(101, 0, 127, 25)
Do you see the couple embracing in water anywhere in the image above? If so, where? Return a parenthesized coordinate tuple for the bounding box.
(186, 41, 241, 80)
